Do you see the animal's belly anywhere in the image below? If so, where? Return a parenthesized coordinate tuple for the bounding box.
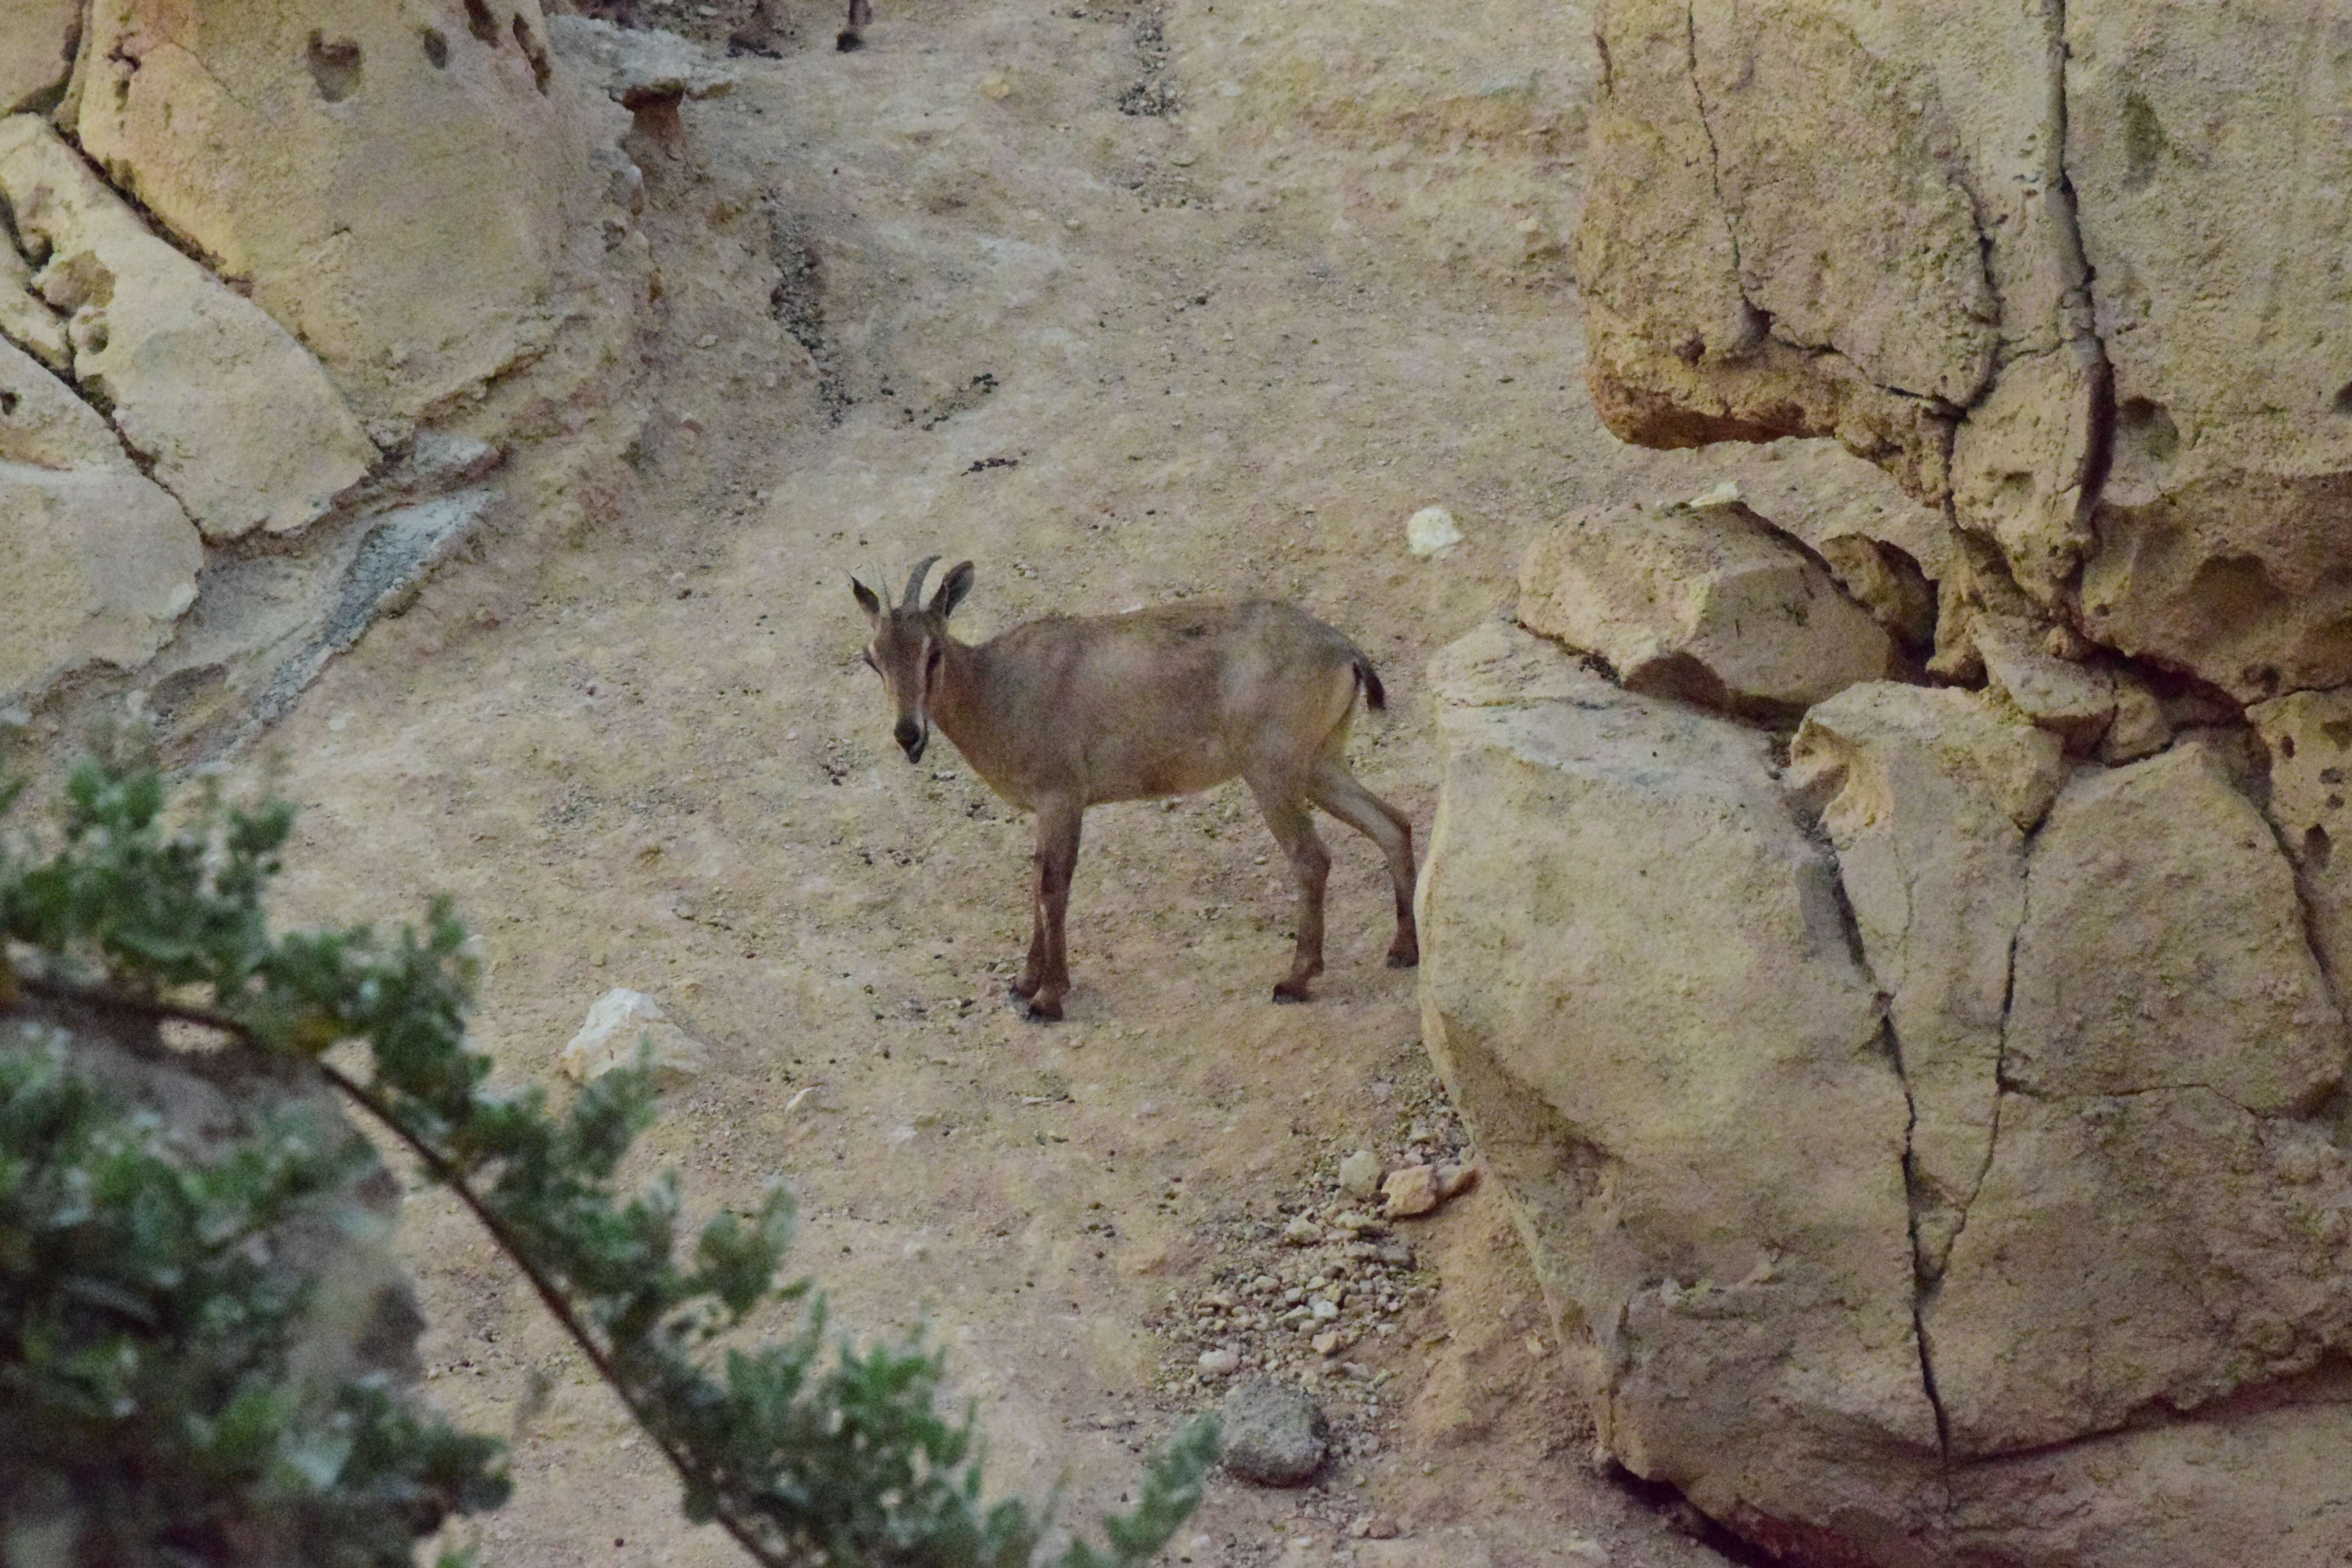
(1090, 736, 1238, 802)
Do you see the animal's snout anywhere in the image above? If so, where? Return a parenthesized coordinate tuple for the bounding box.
(895, 719, 926, 762)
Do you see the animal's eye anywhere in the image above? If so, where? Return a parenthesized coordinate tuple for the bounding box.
(926, 645, 944, 671)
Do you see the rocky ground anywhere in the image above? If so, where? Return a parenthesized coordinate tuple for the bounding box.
(243, 0, 1941, 1561)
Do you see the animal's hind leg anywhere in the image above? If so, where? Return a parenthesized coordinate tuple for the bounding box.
(1249, 773, 1331, 1003)
(1309, 758, 1418, 968)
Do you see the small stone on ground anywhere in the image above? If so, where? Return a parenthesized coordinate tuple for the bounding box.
(1220, 1376, 1330, 1486)
(1338, 1147, 1384, 1197)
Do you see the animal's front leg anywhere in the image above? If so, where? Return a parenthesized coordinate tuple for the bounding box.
(1011, 855, 1048, 1001)
(1026, 800, 1084, 1021)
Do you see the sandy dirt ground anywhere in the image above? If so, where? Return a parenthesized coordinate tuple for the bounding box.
(235, 0, 1936, 1561)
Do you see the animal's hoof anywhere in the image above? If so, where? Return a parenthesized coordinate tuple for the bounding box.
(1272, 982, 1314, 1005)
(835, 30, 865, 49)
(1026, 998, 1064, 1022)
(1386, 948, 1420, 969)
(1009, 976, 1041, 1000)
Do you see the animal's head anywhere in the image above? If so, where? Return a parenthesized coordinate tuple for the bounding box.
(851, 555, 975, 765)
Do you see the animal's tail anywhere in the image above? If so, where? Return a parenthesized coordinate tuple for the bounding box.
(1352, 653, 1388, 712)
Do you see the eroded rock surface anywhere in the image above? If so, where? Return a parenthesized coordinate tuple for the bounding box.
(1577, 0, 2352, 701)
(0, 0, 77, 115)
(69, 0, 614, 434)
(0, 114, 376, 541)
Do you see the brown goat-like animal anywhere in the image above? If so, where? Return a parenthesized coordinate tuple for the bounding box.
(853, 557, 1417, 1020)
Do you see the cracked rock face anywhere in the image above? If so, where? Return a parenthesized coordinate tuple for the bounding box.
(1579, 0, 2352, 699)
(0, 114, 377, 541)
(1429, 613, 2352, 1563)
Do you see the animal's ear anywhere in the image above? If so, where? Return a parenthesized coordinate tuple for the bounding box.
(931, 559, 976, 619)
(851, 575, 882, 619)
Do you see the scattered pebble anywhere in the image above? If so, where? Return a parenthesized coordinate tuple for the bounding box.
(1338, 1148, 1384, 1198)
(1199, 1347, 1241, 1377)
(1282, 1214, 1324, 1246)
(1220, 1377, 1330, 1486)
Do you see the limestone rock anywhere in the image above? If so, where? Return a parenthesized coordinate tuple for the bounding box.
(1790, 683, 2065, 1276)
(0, 115, 376, 540)
(558, 988, 708, 1087)
(1974, 614, 2115, 753)
(1685, 0, 1998, 409)
(1405, 505, 1463, 559)
(1575, 0, 2352, 701)
(1337, 1148, 1383, 1200)
(1573, 1, 1962, 501)
(1950, 348, 2104, 606)
(2250, 689, 2352, 998)
(0, 337, 201, 703)
(1517, 501, 1895, 717)
(2003, 740, 2345, 1115)
(0, 0, 77, 115)
(2066, 2, 2352, 700)
(71, 0, 613, 431)
(1418, 621, 1932, 1536)
(546, 15, 739, 109)
(1219, 1377, 1329, 1486)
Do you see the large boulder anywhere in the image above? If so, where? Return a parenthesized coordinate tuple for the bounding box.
(0, 115, 376, 541)
(1517, 499, 1895, 717)
(0, 336, 200, 704)
(1417, 620, 1936, 1543)
(1425, 627, 2352, 1564)
(1575, 0, 2352, 697)
(69, 0, 616, 433)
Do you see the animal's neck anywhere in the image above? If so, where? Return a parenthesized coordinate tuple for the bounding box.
(926, 635, 999, 771)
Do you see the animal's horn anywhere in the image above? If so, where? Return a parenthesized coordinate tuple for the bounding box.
(902, 555, 942, 607)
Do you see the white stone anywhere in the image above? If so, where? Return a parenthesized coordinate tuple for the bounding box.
(1406, 505, 1463, 558)
(1337, 1148, 1384, 1199)
(558, 988, 708, 1087)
